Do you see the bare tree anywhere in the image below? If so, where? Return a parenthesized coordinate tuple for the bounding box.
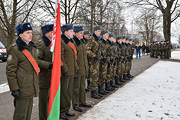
(0, 0, 38, 47)
(135, 9, 161, 44)
(124, 0, 180, 44)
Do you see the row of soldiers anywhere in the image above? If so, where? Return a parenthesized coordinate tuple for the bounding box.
(84, 26, 134, 100)
(6, 23, 135, 120)
(150, 41, 171, 59)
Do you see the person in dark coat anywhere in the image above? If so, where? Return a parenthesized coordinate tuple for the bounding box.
(36, 24, 53, 120)
(135, 42, 142, 59)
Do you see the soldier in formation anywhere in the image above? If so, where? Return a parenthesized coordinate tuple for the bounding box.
(150, 40, 171, 59)
(6, 23, 135, 120)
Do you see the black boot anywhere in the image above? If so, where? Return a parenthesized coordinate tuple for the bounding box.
(115, 78, 122, 85)
(91, 90, 101, 99)
(123, 74, 130, 80)
(127, 72, 133, 78)
(102, 83, 109, 94)
(105, 82, 114, 91)
(98, 85, 107, 95)
(119, 76, 126, 82)
(110, 80, 118, 88)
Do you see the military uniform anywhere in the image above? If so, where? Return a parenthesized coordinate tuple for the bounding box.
(106, 40, 116, 91)
(86, 33, 102, 98)
(6, 37, 39, 120)
(36, 35, 52, 120)
(72, 35, 89, 109)
(61, 34, 79, 116)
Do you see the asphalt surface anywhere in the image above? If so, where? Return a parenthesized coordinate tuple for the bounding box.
(0, 55, 159, 120)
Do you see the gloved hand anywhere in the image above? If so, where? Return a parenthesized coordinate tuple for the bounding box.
(64, 72, 69, 77)
(102, 58, 107, 63)
(75, 70, 79, 78)
(94, 56, 98, 61)
(49, 62, 53, 69)
(11, 90, 20, 98)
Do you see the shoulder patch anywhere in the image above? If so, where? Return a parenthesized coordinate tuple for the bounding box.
(7, 55, 12, 61)
(37, 49, 39, 54)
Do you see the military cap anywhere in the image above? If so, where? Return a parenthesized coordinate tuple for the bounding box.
(15, 22, 33, 36)
(122, 36, 126, 39)
(109, 32, 116, 38)
(101, 30, 109, 35)
(93, 25, 102, 31)
(61, 24, 73, 32)
(73, 25, 84, 32)
(129, 38, 132, 41)
(83, 30, 90, 35)
(126, 37, 129, 40)
(41, 24, 54, 35)
(116, 36, 122, 41)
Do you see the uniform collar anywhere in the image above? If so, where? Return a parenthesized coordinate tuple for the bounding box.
(16, 36, 37, 51)
(61, 34, 70, 44)
(41, 35, 51, 47)
(93, 33, 99, 41)
(73, 36, 81, 46)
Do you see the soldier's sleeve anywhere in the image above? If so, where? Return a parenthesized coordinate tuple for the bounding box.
(61, 42, 69, 74)
(36, 41, 51, 70)
(6, 46, 19, 91)
(86, 38, 97, 58)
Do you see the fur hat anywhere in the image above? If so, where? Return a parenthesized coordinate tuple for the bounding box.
(101, 30, 109, 35)
(93, 25, 102, 31)
(15, 22, 33, 36)
(41, 24, 54, 35)
(74, 25, 84, 32)
(61, 24, 73, 32)
(109, 32, 116, 38)
(83, 30, 90, 35)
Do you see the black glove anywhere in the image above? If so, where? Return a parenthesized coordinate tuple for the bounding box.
(64, 72, 69, 77)
(75, 70, 79, 78)
(11, 90, 20, 98)
(94, 56, 98, 61)
(102, 58, 107, 63)
(49, 62, 53, 69)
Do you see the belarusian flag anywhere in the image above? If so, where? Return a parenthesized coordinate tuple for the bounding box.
(47, 0, 62, 119)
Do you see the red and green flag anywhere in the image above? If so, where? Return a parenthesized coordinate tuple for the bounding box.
(47, 0, 62, 119)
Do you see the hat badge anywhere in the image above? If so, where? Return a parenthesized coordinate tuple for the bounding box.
(28, 25, 30, 27)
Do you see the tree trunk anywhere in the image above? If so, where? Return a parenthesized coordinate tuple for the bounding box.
(163, 10, 171, 43)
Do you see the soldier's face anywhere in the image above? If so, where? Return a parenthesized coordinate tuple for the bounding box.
(103, 33, 109, 40)
(75, 31, 84, 40)
(109, 37, 113, 42)
(84, 34, 90, 40)
(94, 30, 101, 37)
(19, 30, 32, 44)
(64, 29, 74, 39)
(113, 38, 116, 43)
(45, 31, 53, 41)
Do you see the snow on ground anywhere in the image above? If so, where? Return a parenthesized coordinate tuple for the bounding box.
(78, 61, 180, 120)
(171, 50, 180, 60)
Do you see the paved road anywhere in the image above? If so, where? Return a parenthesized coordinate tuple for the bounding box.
(0, 61, 7, 84)
(0, 55, 159, 120)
